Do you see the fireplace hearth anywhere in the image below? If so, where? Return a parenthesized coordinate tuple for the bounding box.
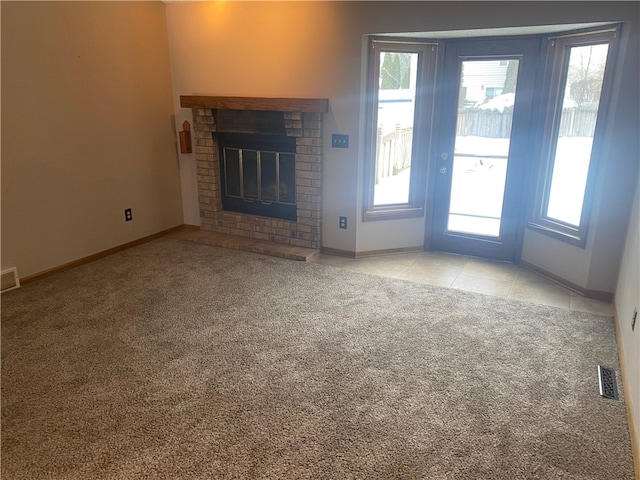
(180, 95, 328, 250)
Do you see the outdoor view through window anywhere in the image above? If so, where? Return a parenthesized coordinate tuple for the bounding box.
(373, 52, 418, 206)
(369, 32, 613, 246)
(545, 43, 609, 227)
(447, 59, 519, 237)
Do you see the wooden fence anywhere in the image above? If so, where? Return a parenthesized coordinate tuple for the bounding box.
(557, 107, 598, 137)
(375, 108, 597, 181)
(457, 110, 514, 138)
(456, 107, 598, 138)
(376, 125, 413, 180)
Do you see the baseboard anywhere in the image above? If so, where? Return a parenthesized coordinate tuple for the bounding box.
(320, 247, 356, 258)
(20, 225, 185, 286)
(320, 246, 424, 259)
(519, 260, 614, 301)
(612, 303, 640, 479)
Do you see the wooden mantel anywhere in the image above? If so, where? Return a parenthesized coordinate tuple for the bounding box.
(180, 95, 329, 113)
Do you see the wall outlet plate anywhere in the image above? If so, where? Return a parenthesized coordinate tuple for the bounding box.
(125, 208, 133, 222)
(339, 216, 347, 229)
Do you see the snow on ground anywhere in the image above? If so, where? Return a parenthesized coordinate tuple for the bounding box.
(373, 135, 593, 232)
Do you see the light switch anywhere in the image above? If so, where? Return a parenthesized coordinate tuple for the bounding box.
(332, 134, 349, 148)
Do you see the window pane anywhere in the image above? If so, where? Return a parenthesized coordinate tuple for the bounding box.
(546, 43, 609, 226)
(373, 52, 418, 205)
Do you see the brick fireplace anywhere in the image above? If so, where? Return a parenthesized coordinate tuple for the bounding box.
(180, 96, 328, 250)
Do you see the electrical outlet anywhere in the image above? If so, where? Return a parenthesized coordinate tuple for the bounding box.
(332, 134, 349, 149)
(124, 208, 133, 222)
(632, 308, 637, 332)
(339, 216, 347, 229)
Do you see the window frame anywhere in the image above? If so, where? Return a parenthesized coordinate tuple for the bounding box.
(362, 37, 437, 222)
(528, 26, 620, 247)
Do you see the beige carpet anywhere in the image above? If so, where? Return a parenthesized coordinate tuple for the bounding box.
(1, 238, 635, 479)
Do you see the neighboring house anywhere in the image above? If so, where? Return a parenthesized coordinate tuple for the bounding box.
(462, 60, 510, 104)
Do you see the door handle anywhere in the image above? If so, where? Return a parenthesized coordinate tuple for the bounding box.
(440, 152, 450, 174)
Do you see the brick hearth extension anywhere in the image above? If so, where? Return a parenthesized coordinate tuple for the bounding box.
(180, 96, 329, 252)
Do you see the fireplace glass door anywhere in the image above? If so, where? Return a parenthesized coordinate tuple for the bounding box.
(224, 148, 295, 205)
(219, 133, 297, 221)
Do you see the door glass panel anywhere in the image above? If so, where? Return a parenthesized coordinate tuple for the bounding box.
(545, 43, 609, 227)
(447, 59, 519, 237)
(373, 51, 418, 205)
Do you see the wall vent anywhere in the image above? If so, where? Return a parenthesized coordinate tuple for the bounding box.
(597, 365, 619, 400)
(1, 267, 20, 292)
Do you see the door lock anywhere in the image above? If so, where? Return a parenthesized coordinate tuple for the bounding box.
(440, 152, 450, 160)
(439, 166, 448, 174)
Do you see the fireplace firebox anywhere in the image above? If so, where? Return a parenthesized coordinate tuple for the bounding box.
(218, 132, 297, 221)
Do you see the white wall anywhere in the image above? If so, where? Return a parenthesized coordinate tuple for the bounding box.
(1, 2, 183, 279)
(614, 174, 640, 469)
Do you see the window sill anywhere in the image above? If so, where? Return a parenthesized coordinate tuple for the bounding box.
(363, 205, 424, 222)
(526, 221, 586, 248)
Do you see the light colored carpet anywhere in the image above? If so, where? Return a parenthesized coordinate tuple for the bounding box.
(1, 237, 635, 479)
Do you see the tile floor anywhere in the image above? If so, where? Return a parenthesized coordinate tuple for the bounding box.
(310, 250, 613, 316)
(167, 227, 612, 317)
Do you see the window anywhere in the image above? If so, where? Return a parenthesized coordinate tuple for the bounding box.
(530, 27, 619, 246)
(484, 86, 503, 98)
(363, 39, 436, 221)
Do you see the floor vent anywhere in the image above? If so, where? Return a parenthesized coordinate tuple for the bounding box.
(598, 365, 619, 400)
(1, 267, 20, 293)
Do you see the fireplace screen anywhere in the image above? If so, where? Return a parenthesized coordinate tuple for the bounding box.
(218, 133, 297, 221)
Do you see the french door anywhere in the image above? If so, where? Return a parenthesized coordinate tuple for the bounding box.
(430, 38, 540, 262)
